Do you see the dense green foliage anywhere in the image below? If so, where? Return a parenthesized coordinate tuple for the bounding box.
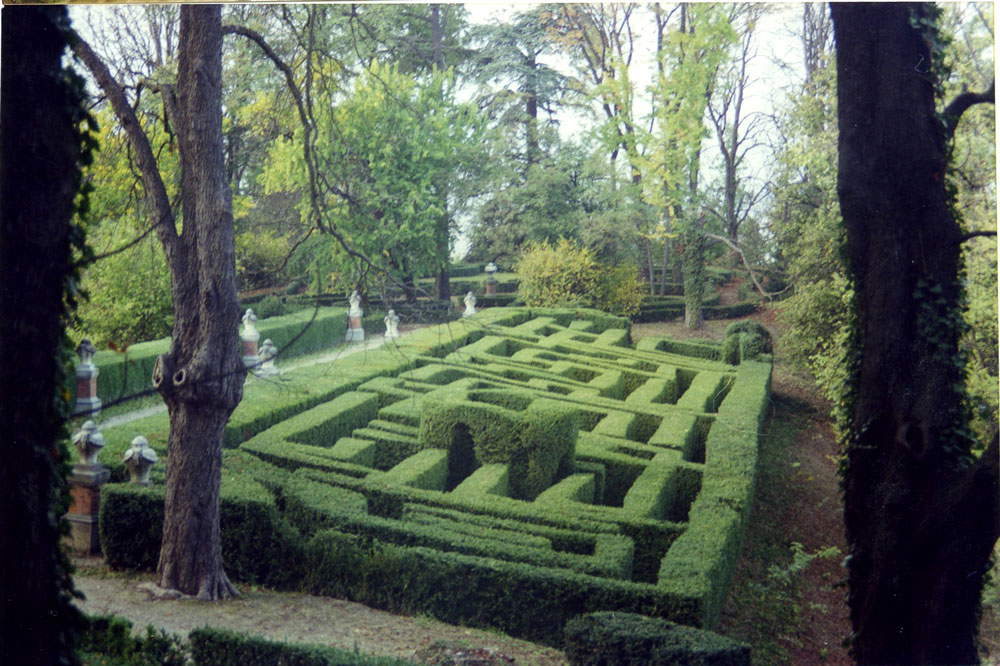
(189, 628, 417, 666)
(515, 239, 643, 315)
(78, 614, 414, 666)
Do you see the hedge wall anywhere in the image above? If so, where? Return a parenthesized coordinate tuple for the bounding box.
(564, 612, 750, 665)
(79, 306, 386, 407)
(189, 628, 417, 665)
(97, 307, 771, 648)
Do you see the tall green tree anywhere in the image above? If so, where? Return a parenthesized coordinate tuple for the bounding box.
(704, 4, 769, 261)
(641, 4, 735, 328)
(261, 62, 482, 299)
(831, 4, 997, 661)
(769, 4, 847, 399)
(472, 8, 572, 173)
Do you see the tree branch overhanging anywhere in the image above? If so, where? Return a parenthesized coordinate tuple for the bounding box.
(958, 229, 997, 243)
(704, 232, 787, 301)
(943, 80, 994, 137)
(221, 23, 387, 279)
(68, 29, 179, 260)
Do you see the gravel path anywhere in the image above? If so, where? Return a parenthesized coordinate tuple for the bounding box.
(72, 559, 567, 665)
(100, 330, 403, 430)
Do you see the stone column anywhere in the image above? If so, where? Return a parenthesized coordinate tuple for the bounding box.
(73, 339, 101, 418)
(241, 308, 260, 369)
(484, 262, 498, 296)
(67, 421, 109, 556)
(346, 290, 365, 343)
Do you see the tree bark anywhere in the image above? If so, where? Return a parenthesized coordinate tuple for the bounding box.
(680, 228, 706, 330)
(73, 6, 243, 600)
(153, 6, 244, 600)
(832, 4, 999, 662)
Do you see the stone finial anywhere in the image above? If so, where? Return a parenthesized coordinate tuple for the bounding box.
(76, 339, 97, 367)
(67, 421, 110, 556)
(241, 308, 259, 340)
(241, 308, 261, 369)
(123, 436, 158, 486)
(384, 309, 401, 339)
(256, 338, 279, 377)
(463, 291, 477, 317)
(484, 262, 498, 295)
(72, 420, 105, 467)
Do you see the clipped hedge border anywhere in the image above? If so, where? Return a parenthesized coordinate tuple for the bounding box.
(189, 627, 417, 666)
(97, 308, 771, 646)
(564, 611, 750, 666)
(656, 361, 772, 627)
(81, 307, 384, 406)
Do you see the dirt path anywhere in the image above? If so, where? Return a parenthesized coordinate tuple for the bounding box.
(72, 559, 567, 665)
(633, 315, 854, 664)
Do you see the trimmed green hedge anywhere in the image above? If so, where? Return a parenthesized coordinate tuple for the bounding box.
(188, 627, 417, 665)
(96, 308, 771, 648)
(299, 529, 700, 646)
(657, 361, 772, 627)
(79, 614, 186, 665)
(82, 307, 374, 406)
(564, 612, 750, 665)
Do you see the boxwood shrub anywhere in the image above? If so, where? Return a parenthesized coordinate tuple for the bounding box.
(95, 308, 771, 650)
(188, 627, 417, 666)
(564, 611, 750, 665)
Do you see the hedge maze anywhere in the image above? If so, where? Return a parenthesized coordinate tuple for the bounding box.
(98, 308, 771, 648)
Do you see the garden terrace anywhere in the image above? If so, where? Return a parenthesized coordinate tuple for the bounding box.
(97, 307, 772, 647)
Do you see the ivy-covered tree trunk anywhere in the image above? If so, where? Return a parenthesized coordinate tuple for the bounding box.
(831, 4, 998, 663)
(1, 7, 88, 663)
(680, 226, 706, 329)
(73, 6, 244, 600)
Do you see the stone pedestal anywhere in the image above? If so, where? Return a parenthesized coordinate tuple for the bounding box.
(74, 366, 101, 417)
(242, 335, 260, 368)
(485, 278, 497, 296)
(66, 465, 110, 556)
(346, 315, 365, 343)
(241, 308, 261, 369)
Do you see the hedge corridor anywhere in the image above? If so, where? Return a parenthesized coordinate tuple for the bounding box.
(94, 307, 771, 650)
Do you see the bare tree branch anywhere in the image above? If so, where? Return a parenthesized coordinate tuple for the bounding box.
(68, 29, 179, 266)
(704, 232, 786, 301)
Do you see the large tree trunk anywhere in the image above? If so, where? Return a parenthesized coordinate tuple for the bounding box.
(152, 6, 244, 600)
(831, 4, 999, 663)
(1, 7, 87, 663)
